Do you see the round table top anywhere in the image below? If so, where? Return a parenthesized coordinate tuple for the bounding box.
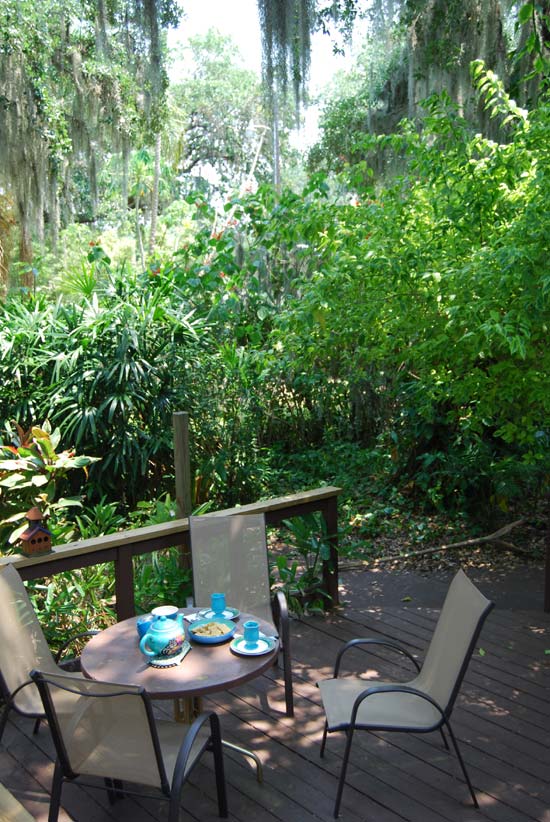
(81, 609, 279, 699)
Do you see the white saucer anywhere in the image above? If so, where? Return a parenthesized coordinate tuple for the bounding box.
(198, 607, 240, 620)
(230, 634, 277, 656)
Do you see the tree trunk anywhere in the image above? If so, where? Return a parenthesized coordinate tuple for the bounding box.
(48, 172, 59, 253)
(122, 137, 129, 214)
(18, 203, 34, 292)
(135, 193, 145, 269)
(273, 90, 281, 195)
(148, 132, 161, 255)
(513, 0, 550, 106)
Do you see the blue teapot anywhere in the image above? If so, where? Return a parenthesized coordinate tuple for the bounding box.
(139, 612, 185, 659)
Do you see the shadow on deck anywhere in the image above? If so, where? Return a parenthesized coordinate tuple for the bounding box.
(1, 565, 549, 821)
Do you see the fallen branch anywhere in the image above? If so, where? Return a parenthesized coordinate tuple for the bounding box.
(340, 518, 526, 570)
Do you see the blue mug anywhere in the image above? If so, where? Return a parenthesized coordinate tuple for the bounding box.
(243, 620, 259, 647)
(136, 615, 154, 639)
(211, 592, 226, 615)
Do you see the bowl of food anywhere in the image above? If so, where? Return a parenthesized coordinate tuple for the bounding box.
(188, 617, 237, 644)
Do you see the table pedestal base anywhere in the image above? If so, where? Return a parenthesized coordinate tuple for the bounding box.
(174, 696, 202, 723)
(222, 740, 263, 783)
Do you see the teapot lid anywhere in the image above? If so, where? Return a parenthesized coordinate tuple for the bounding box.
(148, 614, 183, 633)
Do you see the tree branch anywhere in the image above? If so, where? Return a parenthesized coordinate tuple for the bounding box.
(340, 518, 526, 570)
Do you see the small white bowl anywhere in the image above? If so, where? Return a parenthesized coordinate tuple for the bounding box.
(151, 605, 179, 619)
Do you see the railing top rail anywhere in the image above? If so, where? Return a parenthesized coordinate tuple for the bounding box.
(0, 486, 343, 572)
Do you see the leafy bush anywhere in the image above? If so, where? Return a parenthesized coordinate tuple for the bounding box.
(0, 421, 98, 547)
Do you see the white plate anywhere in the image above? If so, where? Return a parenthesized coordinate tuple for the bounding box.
(230, 634, 277, 656)
(198, 607, 240, 620)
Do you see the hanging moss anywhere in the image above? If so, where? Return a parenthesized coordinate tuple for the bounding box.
(0, 0, 180, 276)
(257, 0, 316, 111)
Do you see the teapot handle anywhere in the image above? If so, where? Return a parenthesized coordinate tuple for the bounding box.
(139, 633, 156, 658)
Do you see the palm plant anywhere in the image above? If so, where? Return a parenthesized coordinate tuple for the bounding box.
(44, 262, 203, 503)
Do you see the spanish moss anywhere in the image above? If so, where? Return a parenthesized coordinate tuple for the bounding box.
(257, 0, 316, 112)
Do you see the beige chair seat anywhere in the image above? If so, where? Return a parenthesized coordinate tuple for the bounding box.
(318, 676, 442, 731)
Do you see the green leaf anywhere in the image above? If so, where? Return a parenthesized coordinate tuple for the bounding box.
(9, 522, 29, 544)
(518, 3, 534, 24)
(53, 497, 83, 509)
(401, 595, 412, 602)
(479, 648, 486, 656)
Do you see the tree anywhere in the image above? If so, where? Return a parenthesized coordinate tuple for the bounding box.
(167, 30, 271, 194)
(0, 0, 181, 279)
(310, 0, 520, 177)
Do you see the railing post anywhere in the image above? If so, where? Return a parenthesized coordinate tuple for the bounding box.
(321, 496, 339, 608)
(545, 514, 550, 612)
(115, 546, 135, 620)
(173, 411, 192, 570)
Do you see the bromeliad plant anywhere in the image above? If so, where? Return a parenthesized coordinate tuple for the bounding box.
(0, 421, 98, 548)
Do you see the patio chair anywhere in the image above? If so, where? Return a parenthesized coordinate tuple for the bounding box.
(317, 568, 494, 817)
(189, 513, 294, 717)
(30, 669, 228, 822)
(0, 563, 96, 743)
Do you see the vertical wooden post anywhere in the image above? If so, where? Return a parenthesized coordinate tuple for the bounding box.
(115, 546, 135, 620)
(173, 411, 192, 570)
(321, 496, 339, 608)
(545, 518, 550, 613)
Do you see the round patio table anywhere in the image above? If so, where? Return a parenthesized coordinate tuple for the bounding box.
(81, 608, 279, 700)
(81, 608, 279, 783)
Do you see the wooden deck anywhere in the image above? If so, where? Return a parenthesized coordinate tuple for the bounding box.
(1, 565, 549, 821)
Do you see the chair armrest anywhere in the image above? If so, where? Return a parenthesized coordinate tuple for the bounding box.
(271, 590, 288, 640)
(8, 678, 37, 705)
(171, 711, 221, 794)
(334, 638, 420, 678)
(54, 630, 100, 666)
(349, 683, 445, 730)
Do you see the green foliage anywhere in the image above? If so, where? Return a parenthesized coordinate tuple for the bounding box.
(0, 421, 98, 546)
(133, 549, 193, 615)
(271, 513, 333, 614)
(0, 249, 203, 504)
(0, 0, 182, 260)
(74, 498, 127, 540)
(168, 30, 268, 190)
(3, 64, 550, 521)
(26, 566, 116, 648)
(266, 84, 550, 511)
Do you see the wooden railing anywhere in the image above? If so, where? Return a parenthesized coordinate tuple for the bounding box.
(0, 486, 342, 620)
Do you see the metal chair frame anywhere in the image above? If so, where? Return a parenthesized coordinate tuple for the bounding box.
(190, 513, 294, 717)
(31, 670, 228, 822)
(319, 573, 494, 817)
(0, 564, 97, 743)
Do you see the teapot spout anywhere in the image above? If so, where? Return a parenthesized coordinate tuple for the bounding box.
(177, 612, 184, 629)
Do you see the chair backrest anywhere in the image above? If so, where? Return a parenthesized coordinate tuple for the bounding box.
(414, 569, 494, 715)
(31, 670, 168, 791)
(0, 564, 58, 714)
(189, 513, 274, 628)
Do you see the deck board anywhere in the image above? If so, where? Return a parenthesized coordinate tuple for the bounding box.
(1, 566, 549, 821)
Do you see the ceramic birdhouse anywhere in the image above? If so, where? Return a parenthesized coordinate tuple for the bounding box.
(18, 507, 52, 557)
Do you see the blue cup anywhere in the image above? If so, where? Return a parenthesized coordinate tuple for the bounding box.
(136, 615, 154, 639)
(243, 620, 259, 647)
(211, 592, 226, 616)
